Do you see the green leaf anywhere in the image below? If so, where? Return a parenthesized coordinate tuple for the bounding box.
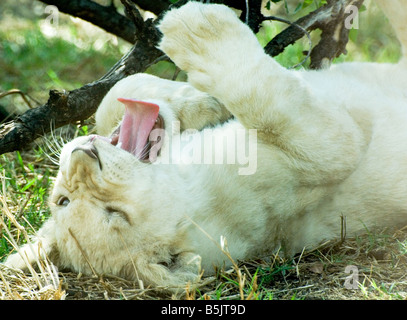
(349, 28, 358, 43)
(16, 151, 25, 171)
(303, 0, 313, 8)
(21, 178, 36, 192)
(293, 2, 304, 13)
(283, 0, 289, 13)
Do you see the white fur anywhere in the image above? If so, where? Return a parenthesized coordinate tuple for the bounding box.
(5, 1, 407, 288)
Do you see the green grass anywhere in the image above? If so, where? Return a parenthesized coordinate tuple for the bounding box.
(0, 0, 129, 116)
(1, 0, 406, 300)
(0, 123, 91, 261)
(257, 1, 401, 69)
(0, 150, 53, 260)
(0, 0, 126, 262)
(0, 27, 123, 92)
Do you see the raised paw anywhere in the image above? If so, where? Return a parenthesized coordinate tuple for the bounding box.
(158, 2, 240, 65)
(158, 2, 261, 93)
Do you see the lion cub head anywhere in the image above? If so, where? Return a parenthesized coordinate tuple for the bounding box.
(47, 75, 220, 287)
(49, 131, 201, 287)
(6, 73, 227, 288)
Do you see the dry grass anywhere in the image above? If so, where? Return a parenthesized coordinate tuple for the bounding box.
(192, 228, 407, 300)
(1, 0, 406, 301)
(2, 233, 407, 300)
(1, 145, 407, 300)
(2, 185, 407, 300)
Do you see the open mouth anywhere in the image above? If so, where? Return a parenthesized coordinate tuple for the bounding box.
(109, 98, 165, 163)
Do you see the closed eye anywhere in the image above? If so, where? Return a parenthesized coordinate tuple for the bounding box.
(106, 206, 131, 225)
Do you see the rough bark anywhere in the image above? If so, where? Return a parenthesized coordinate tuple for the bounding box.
(265, 0, 364, 69)
(39, 0, 138, 43)
(308, 0, 364, 69)
(0, 0, 362, 155)
(0, 0, 162, 154)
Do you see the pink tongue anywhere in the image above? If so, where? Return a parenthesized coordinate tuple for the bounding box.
(117, 98, 160, 158)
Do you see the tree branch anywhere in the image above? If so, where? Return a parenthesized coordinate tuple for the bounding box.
(130, 0, 172, 16)
(0, 1, 162, 154)
(309, 0, 364, 69)
(39, 0, 137, 43)
(0, 0, 362, 155)
(265, 0, 364, 69)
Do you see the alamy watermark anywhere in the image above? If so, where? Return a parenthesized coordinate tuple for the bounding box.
(44, 5, 59, 27)
(147, 121, 258, 176)
(344, 265, 359, 289)
(345, 5, 359, 30)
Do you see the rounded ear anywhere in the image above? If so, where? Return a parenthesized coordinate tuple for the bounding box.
(177, 95, 232, 131)
(95, 95, 125, 137)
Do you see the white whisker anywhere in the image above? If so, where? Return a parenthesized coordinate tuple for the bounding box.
(38, 123, 74, 166)
(134, 143, 151, 161)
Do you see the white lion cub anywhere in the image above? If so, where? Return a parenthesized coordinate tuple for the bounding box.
(4, 1, 407, 288)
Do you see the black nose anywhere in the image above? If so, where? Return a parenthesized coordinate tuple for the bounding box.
(72, 140, 102, 169)
(72, 143, 99, 159)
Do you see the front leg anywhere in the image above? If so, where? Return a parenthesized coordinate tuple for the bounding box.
(159, 3, 364, 184)
(158, 2, 285, 129)
(4, 219, 59, 272)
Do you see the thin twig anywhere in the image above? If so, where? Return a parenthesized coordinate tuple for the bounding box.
(263, 16, 312, 69)
(68, 228, 99, 278)
(0, 89, 39, 109)
(116, 229, 144, 290)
